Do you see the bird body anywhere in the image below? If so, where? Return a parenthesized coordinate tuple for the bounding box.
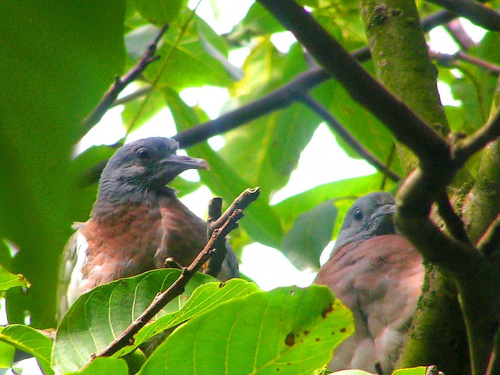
(315, 192, 423, 374)
(58, 137, 238, 321)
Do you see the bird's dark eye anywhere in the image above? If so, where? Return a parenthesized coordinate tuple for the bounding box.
(136, 148, 150, 162)
(353, 207, 363, 221)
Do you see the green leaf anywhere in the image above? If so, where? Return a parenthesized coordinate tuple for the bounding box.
(122, 87, 166, 133)
(392, 367, 427, 375)
(282, 200, 338, 271)
(0, 341, 15, 369)
(0, 264, 30, 291)
(139, 285, 353, 374)
(131, 0, 187, 25)
(0, 0, 125, 327)
(69, 357, 128, 375)
(231, 2, 284, 38)
(136, 279, 260, 348)
(0, 324, 53, 375)
(146, 12, 232, 89)
(162, 87, 285, 248)
(52, 269, 216, 374)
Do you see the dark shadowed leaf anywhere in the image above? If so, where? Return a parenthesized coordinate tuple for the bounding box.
(0, 0, 125, 327)
(138, 285, 353, 375)
(52, 270, 215, 374)
(282, 200, 338, 271)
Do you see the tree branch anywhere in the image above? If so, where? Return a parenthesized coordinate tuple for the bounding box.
(453, 106, 500, 164)
(88, 188, 259, 361)
(297, 94, 401, 182)
(477, 213, 500, 259)
(256, 0, 449, 167)
(430, 50, 500, 75)
(426, 0, 500, 31)
(436, 191, 471, 245)
(82, 24, 168, 131)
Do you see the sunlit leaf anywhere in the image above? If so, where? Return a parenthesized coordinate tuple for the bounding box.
(53, 270, 215, 374)
(131, 0, 188, 25)
(0, 264, 30, 291)
(0, 324, 53, 375)
(68, 357, 128, 375)
(139, 285, 353, 374)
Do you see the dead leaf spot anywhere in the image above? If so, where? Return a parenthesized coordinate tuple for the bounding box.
(340, 327, 347, 333)
(285, 332, 295, 347)
(315, 338, 320, 342)
(304, 330, 310, 335)
(219, 282, 226, 288)
(322, 303, 334, 318)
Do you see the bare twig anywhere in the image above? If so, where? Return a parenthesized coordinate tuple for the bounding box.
(445, 19, 476, 50)
(436, 191, 472, 245)
(88, 188, 259, 361)
(297, 94, 401, 182)
(426, 0, 500, 31)
(112, 86, 152, 107)
(83, 24, 168, 131)
(430, 50, 500, 75)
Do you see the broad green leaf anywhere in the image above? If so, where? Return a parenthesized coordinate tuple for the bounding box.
(282, 200, 338, 271)
(163, 86, 285, 248)
(131, 0, 187, 24)
(392, 367, 427, 375)
(135, 279, 260, 348)
(0, 324, 53, 375)
(0, 341, 14, 368)
(146, 12, 232, 89)
(0, 0, 125, 328)
(0, 264, 30, 291)
(330, 371, 374, 375)
(69, 357, 128, 375)
(139, 285, 353, 374)
(52, 269, 215, 374)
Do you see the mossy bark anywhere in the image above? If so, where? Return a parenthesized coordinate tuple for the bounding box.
(359, 1, 470, 373)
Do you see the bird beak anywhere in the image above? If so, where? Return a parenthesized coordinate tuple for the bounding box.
(159, 154, 210, 184)
(370, 203, 397, 235)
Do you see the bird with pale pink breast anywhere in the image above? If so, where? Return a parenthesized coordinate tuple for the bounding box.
(315, 192, 424, 374)
(57, 137, 239, 321)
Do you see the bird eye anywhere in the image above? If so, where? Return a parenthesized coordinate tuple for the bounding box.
(353, 207, 363, 221)
(136, 148, 150, 162)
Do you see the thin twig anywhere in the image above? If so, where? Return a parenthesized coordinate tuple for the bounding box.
(297, 94, 401, 181)
(436, 191, 472, 245)
(88, 188, 259, 361)
(210, 188, 260, 231)
(426, 0, 500, 31)
(83, 24, 169, 131)
(444, 19, 476, 50)
(430, 50, 500, 75)
(112, 86, 152, 107)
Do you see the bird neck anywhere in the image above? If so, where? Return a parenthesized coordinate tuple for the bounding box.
(92, 179, 177, 218)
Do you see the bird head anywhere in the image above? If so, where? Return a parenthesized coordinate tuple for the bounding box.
(334, 191, 397, 250)
(96, 137, 208, 207)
